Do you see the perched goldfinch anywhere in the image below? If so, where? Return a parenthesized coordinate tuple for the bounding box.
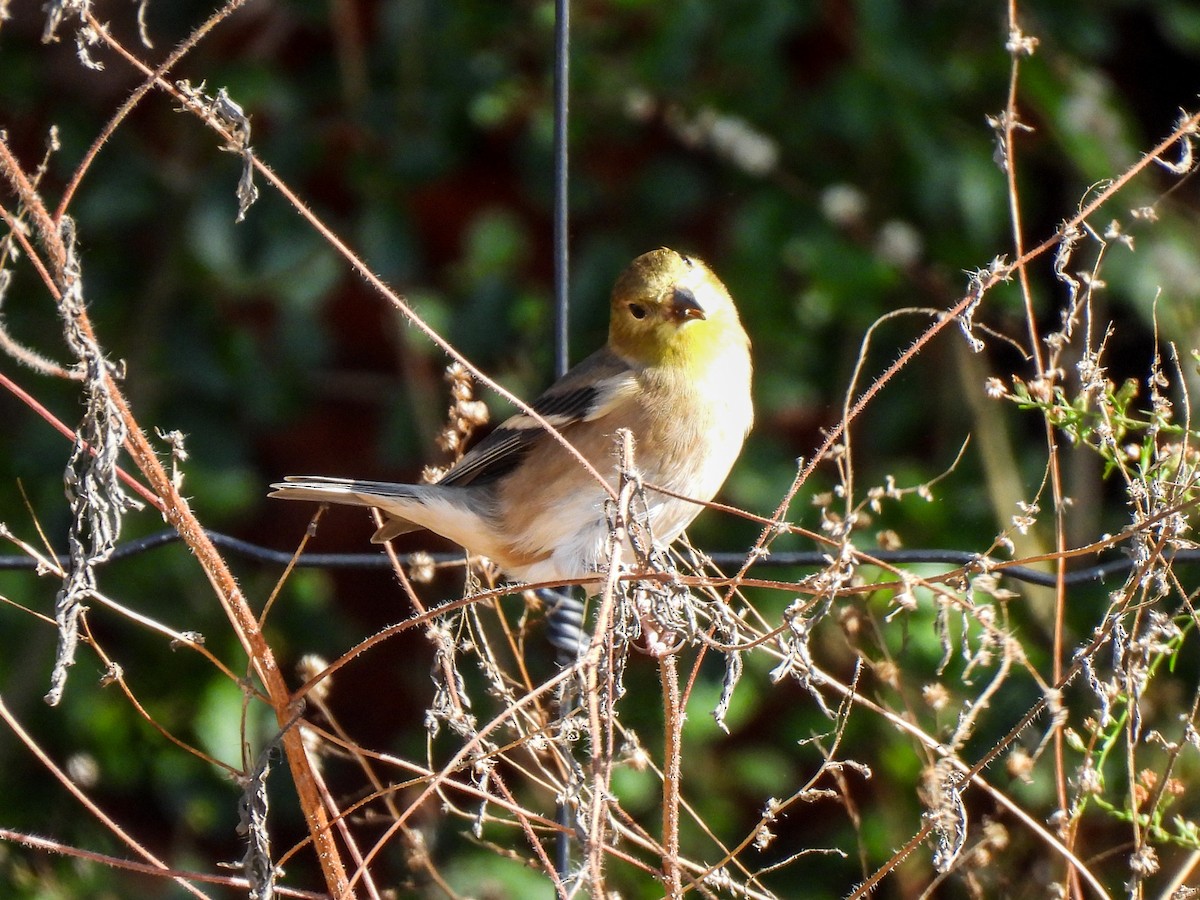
(270, 247, 752, 588)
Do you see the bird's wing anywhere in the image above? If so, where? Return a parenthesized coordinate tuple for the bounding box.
(438, 346, 640, 488)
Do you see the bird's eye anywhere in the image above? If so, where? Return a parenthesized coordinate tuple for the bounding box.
(680, 254, 694, 267)
(629, 303, 647, 319)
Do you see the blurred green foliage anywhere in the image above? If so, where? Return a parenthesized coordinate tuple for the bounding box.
(3, 0, 1200, 897)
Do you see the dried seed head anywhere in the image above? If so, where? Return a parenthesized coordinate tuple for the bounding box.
(874, 660, 900, 690)
(1129, 844, 1159, 877)
(837, 605, 863, 640)
(421, 465, 448, 484)
(877, 529, 902, 550)
(296, 654, 331, 702)
(408, 551, 436, 584)
(922, 682, 950, 711)
(455, 399, 490, 427)
(1006, 748, 1034, 783)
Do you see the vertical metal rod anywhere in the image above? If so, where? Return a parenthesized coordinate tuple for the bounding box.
(544, 588, 585, 882)
(550, 0, 575, 884)
(552, 0, 570, 378)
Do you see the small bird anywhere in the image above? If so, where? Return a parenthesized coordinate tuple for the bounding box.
(270, 247, 753, 588)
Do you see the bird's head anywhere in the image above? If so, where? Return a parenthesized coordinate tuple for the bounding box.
(608, 247, 745, 369)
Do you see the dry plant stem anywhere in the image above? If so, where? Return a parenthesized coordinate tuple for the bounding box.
(290, 578, 571, 704)
(256, 510, 326, 632)
(0, 200, 62, 302)
(0, 370, 162, 510)
(370, 507, 429, 614)
(823, 674, 1111, 900)
(846, 824, 933, 900)
(86, 591, 247, 688)
(0, 200, 82, 380)
(0, 695, 211, 899)
(585, 813, 668, 877)
(843, 535, 1173, 898)
(1157, 848, 1200, 900)
(0, 141, 351, 896)
(80, 617, 241, 777)
(59, 0, 253, 217)
(1139, 691, 1200, 879)
(582, 540, 625, 895)
(491, 776, 570, 899)
(298, 580, 607, 775)
(269, 168, 616, 498)
(606, 812, 778, 900)
(342, 747, 562, 828)
(953, 342, 1051, 595)
(697, 700, 859, 888)
(999, 9, 1075, 891)
(580, 430, 640, 894)
(112, 304, 352, 896)
(723, 104, 1200, 607)
(0, 828, 327, 899)
(659, 653, 683, 898)
(0, 528, 244, 689)
(963, 544, 1173, 784)
(274, 728, 563, 875)
(305, 749, 383, 900)
(88, 18, 615, 502)
(342, 665, 575, 898)
(372, 509, 473, 726)
(605, 722, 758, 888)
(307, 691, 403, 825)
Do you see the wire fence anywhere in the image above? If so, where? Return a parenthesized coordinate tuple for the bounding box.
(0, 527, 1179, 590)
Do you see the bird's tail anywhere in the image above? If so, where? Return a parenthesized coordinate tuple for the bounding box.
(269, 476, 430, 541)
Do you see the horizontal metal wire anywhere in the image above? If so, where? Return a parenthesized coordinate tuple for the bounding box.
(0, 526, 1183, 589)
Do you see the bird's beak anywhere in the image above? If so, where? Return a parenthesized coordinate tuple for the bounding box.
(669, 286, 706, 322)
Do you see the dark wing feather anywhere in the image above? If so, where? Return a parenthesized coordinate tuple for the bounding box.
(436, 425, 540, 487)
(438, 347, 636, 488)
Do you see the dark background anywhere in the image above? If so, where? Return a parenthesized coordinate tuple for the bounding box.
(2, 1, 1200, 896)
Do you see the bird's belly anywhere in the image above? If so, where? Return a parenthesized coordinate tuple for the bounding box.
(495, 384, 749, 586)
(502, 449, 739, 586)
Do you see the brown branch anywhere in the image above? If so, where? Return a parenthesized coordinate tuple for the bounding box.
(659, 653, 683, 898)
(0, 827, 326, 898)
(0, 695, 210, 898)
(0, 137, 352, 897)
(58, 0, 254, 217)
